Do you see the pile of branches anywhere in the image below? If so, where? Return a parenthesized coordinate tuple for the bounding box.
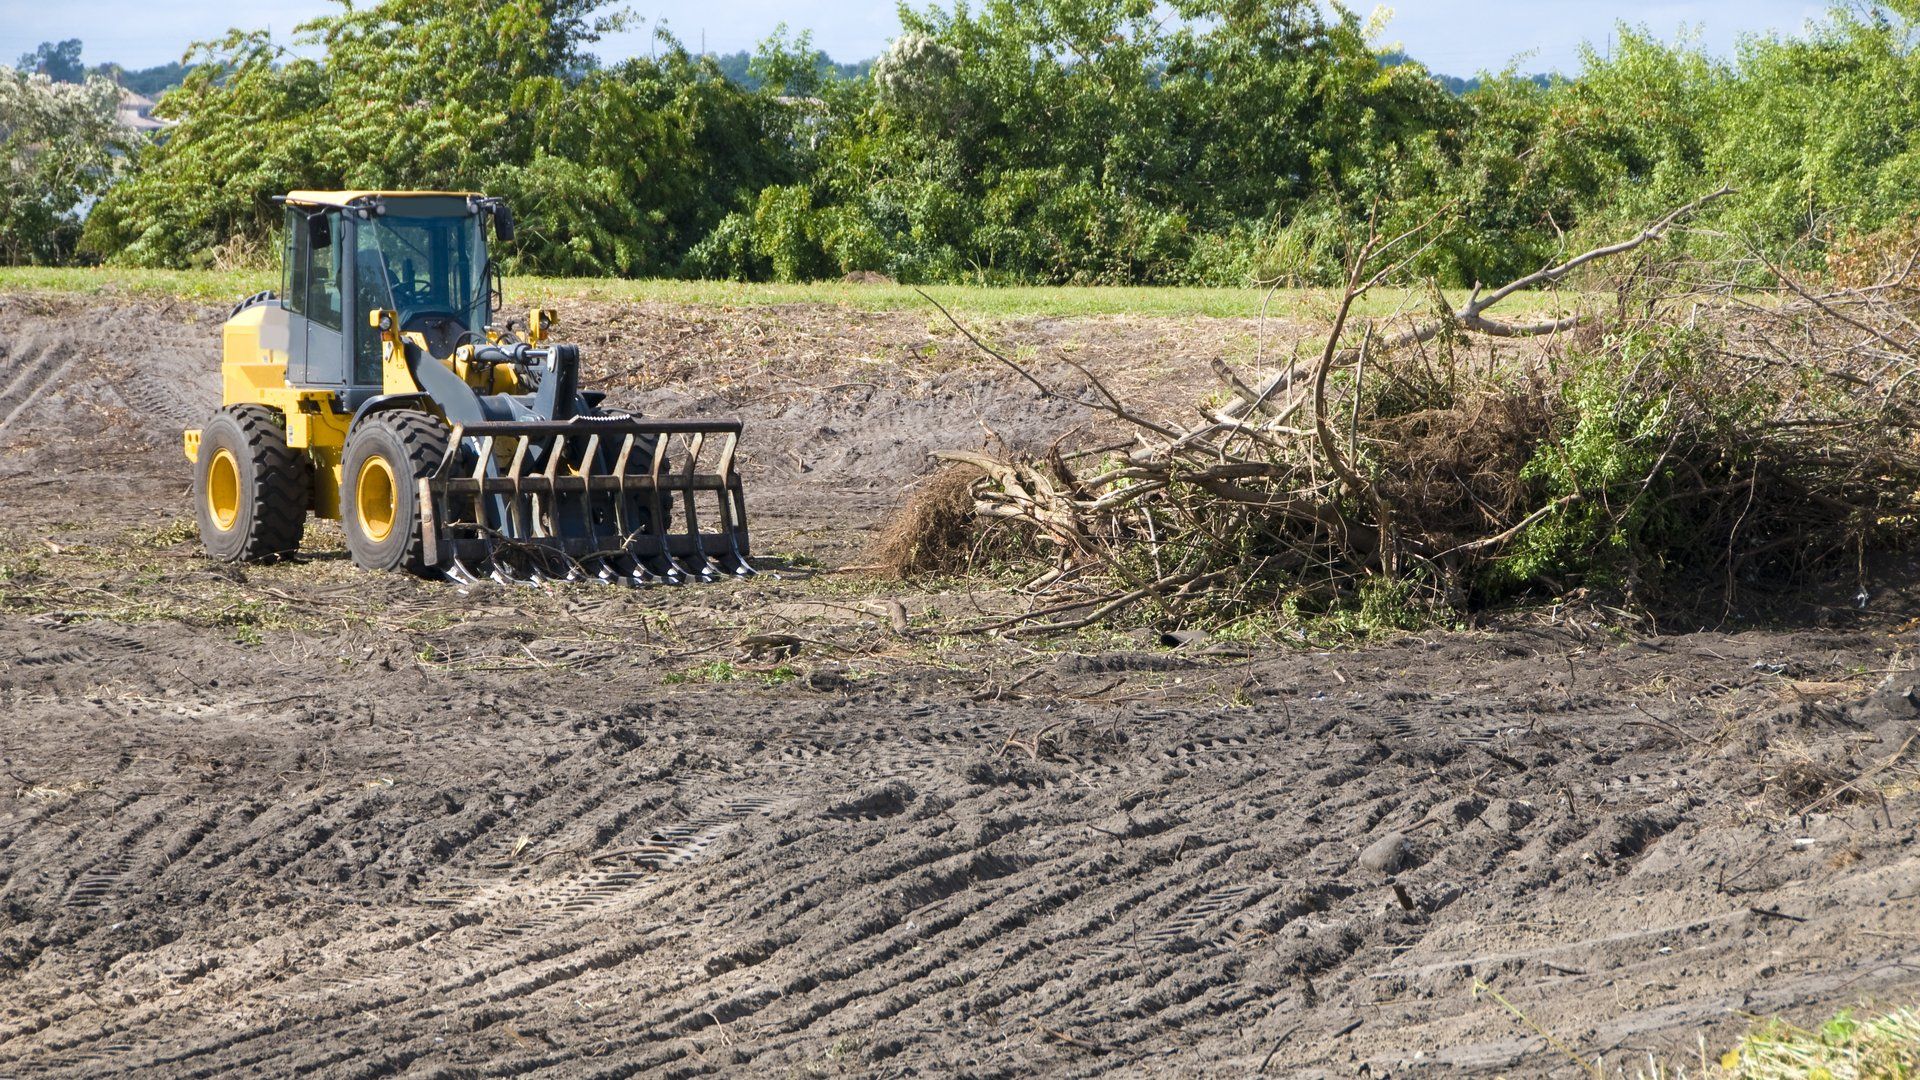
(924, 191, 1920, 634)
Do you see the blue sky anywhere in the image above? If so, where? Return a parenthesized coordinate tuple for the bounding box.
(3, 1, 1835, 76)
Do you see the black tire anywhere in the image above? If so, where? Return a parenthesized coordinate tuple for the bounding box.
(195, 404, 309, 562)
(341, 410, 449, 575)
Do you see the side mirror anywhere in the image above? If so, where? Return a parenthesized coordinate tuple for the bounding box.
(306, 212, 331, 248)
(491, 203, 515, 243)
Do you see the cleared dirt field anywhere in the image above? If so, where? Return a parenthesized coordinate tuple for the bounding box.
(1, 290, 1917, 1077)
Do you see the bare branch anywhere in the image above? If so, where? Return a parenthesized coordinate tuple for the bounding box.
(1220, 186, 1736, 421)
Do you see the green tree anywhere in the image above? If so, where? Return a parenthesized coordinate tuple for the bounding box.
(0, 69, 123, 264)
(17, 40, 85, 84)
(75, 0, 1920, 286)
(92, 61, 193, 96)
(1708, 3, 1920, 251)
(692, 0, 1462, 285)
(85, 0, 789, 276)
(1375, 29, 1730, 286)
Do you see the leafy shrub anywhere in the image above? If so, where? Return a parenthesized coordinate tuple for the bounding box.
(83, 0, 792, 277)
(0, 69, 123, 265)
(59, 0, 1920, 286)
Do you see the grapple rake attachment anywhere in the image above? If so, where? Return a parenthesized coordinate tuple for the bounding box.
(420, 417, 751, 585)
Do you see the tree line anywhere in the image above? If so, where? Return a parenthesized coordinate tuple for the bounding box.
(11, 0, 1920, 285)
(17, 39, 191, 97)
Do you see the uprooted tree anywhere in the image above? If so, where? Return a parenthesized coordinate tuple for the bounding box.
(912, 189, 1920, 635)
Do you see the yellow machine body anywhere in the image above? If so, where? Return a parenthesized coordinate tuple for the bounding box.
(186, 189, 752, 583)
(186, 300, 389, 518)
(182, 190, 468, 503)
(184, 301, 552, 519)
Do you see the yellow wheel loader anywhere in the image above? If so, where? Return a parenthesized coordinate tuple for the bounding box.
(185, 191, 750, 584)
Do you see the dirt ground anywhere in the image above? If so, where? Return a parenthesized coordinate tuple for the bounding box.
(1, 290, 1918, 1078)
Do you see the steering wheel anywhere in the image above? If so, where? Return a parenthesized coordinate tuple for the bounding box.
(389, 278, 425, 310)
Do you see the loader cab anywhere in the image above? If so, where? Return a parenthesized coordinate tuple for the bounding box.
(281, 192, 505, 408)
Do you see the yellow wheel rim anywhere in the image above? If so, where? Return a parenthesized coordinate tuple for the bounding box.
(206, 448, 241, 531)
(356, 456, 398, 543)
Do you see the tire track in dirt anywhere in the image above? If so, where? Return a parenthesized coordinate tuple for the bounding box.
(1, 691, 1031, 1074)
(17, 687, 1650, 1074)
(444, 749, 1319, 1069)
(162, 792, 798, 1077)
(0, 340, 80, 440)
(658, 691, 1646, 1070)
(349, 687, 1620, 1068)
(1, 642, 1904, 1076)
(55, 796, 188, 913)
(104, 369, 212, 429)
(0, 777, 802, 1077)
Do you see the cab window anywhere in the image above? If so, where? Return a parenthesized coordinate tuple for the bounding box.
(285, 207, 307, 317)
(352, 223, 394, 385)
(306, 210, 344, 332)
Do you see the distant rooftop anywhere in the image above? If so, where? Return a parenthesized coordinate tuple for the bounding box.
(116, 88, 169, 132)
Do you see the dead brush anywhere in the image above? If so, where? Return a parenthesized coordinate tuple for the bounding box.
(906, 188, 1920, 636)
(864, 464, 988, 578)
(1745, 727, 1917, 826)
(207, 228, 277, 273)
(1754, 739, 1860, 809)
(1370, 385, 1558, 565)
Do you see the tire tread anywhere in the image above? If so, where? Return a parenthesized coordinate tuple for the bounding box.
(195, 403, 309, 562)
(228, 404, 307, 559)
(342, 410, 450, 575)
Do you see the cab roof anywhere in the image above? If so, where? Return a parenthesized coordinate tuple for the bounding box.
(283, 190, 483, 209)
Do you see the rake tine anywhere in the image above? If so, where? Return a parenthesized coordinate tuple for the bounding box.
(713, 430, 752, 577)
(639, 549, 678, 583)
(598, 554, 639, 587)
(580, 432, 603, 552)
(610, 433, 638, 544)
(648, 429, 675, 572)
(723, 511, 752, 576)
(679, 432, 719, 579)
(469, 433, 495, 537)
(540, 434, 571, 542)
(587, 556, 615, 585)
(606, 549, 648, 586)
(537, 541, 572, 584)
(655, 540, 694, 582)
(428, 416, 750, 589)
(484, 548, 532, 588)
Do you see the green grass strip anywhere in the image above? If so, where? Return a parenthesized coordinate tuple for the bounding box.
(0, 266, 1571, 321)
